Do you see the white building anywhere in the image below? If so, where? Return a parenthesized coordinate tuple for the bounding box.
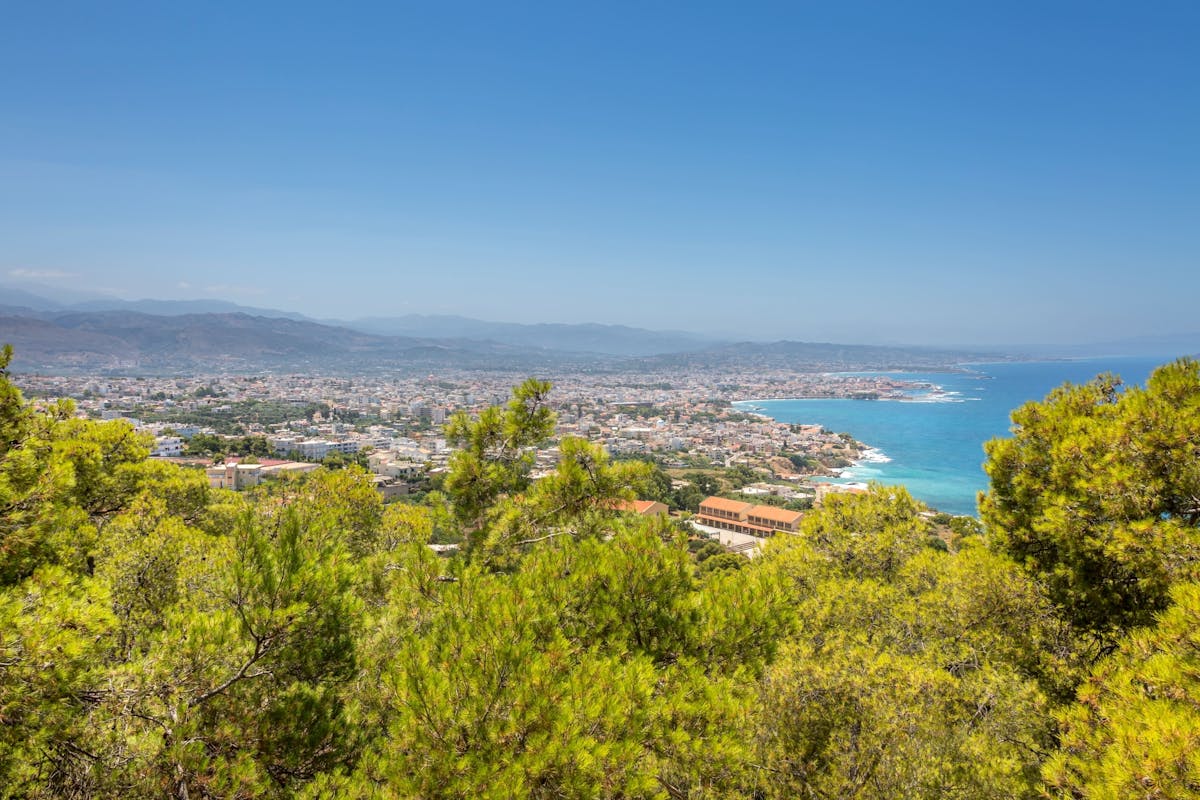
(271, 437, 360, 461)
(151, 436, 184, 458)
(206, 463, 264, 491)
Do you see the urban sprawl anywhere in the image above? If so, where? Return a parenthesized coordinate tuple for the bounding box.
(16, 368, 935, 548)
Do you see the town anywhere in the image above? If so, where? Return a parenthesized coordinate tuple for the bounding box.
(14, 367, 928, 543)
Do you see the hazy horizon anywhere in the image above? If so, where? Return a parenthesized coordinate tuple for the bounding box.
(3, 3, 1198, 346)
(7, 276, 1200, 356)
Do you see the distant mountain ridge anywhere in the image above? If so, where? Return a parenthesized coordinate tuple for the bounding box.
(0, 310, 1010, 376)
(1, 285, 1016, 374)
(70, 297, 313, 321)
(1, 286, 719, 357)
(4, 284, 1198, 363)
(346, 314, 715, 356)
(0, 310, 598, 373)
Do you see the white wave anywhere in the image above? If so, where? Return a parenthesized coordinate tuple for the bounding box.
(857, 447, 892, 464)
(900, 394, 975, 404)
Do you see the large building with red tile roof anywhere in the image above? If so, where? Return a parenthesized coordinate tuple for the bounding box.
(696, 496, 803, 536)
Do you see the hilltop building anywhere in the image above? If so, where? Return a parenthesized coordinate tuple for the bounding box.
(696, 496, 802, 536)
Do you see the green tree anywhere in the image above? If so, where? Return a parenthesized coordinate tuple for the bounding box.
(335, 522, 755, 799)
(800, 485, 934, 582)
(787, 453, 818, 471)
(0, 567, 116, 795)
(255, 467, 385, 558)
(476, 436, 653, 560)
(320, 451, 350, 470)
(684, 471, 721, 496)
(981, 358, 1200, 638)
(238, 435, 273, 457)
(94, 505, 363, 798)
(0, 346, 82, 585)
(1043, 582, 1200, 799)
(750, 511, 1057, 799)
(641, 462, 674, 504)
(443, 378, 555, 539)
(757, 633, 1047, 800)
(698, 551, 745, 575)
(17, 361, 1200, 799)
(183, 432, 224, 457)
(670, 482, 705, 513)
(725, 463, 760, 489)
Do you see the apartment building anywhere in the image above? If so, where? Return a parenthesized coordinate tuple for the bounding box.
(367, 452, 425, 481)
(150, 435, 184, 457)
(696, 496, 802, 536)
(270, 436, 361, 461)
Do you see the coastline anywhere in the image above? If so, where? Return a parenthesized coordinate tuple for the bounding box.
(734, 397, 896, 486)
(812, 446, 893, 484)
(731, 358, 1176, 517)
(735, 374, 952, 407)
(735, 391, 950, 407)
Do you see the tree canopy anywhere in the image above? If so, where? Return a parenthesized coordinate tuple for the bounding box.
(981, 357, 1200, 638)
(2, 351, 1199, 798)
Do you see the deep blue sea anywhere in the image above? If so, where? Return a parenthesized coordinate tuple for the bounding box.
(735, 356, 1180, 516)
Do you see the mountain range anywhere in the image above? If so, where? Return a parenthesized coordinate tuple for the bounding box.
(0, 308, 602, 374)
(0, 287, 1008, 374)
(2, 284, 1195, 374)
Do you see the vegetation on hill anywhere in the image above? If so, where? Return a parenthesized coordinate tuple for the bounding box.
(2, 343, 1198, 799)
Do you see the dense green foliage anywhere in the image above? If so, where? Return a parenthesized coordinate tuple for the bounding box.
(1043, 582, 1200, 798)
(3, 350, 1200, 798)
(138, 400, 333, 436)
(183, 433, 274, 459)
(982, 358, 1200, 638)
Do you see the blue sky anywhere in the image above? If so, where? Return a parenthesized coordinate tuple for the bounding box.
(1, 1, 1197, 345)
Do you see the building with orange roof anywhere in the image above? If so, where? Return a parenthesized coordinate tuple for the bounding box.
(696, 496, 802, 536)
(615, 499, 669, 516)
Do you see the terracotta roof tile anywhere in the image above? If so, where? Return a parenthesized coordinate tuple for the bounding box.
(699, 496, 754, 514)
(747, 506, 804, 525)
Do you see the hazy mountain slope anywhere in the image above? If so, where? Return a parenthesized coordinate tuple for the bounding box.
(1, 288, 719, 357)
(68, 298, 314, 320)
(0, 288, 66, 311)
(1, 307, 1009, 375)
(347, 314, 718, 356)
(0, 314, 134, 369)
(0, 310, 609, 373)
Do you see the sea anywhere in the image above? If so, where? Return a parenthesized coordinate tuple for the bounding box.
(734, 356, 1183, 516)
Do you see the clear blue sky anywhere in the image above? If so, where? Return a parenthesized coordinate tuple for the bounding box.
(2, 1, 1197, 345)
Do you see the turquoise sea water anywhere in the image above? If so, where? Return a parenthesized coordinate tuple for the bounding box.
(735, 357, 1179, 516)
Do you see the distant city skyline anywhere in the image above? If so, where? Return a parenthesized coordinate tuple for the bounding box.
(2, 2, 1198, 346)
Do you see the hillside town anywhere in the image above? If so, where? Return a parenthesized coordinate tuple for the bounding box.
(14, 368, 915, 522)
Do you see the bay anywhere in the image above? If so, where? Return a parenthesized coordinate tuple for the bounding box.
(734, 356, 1179, 516)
